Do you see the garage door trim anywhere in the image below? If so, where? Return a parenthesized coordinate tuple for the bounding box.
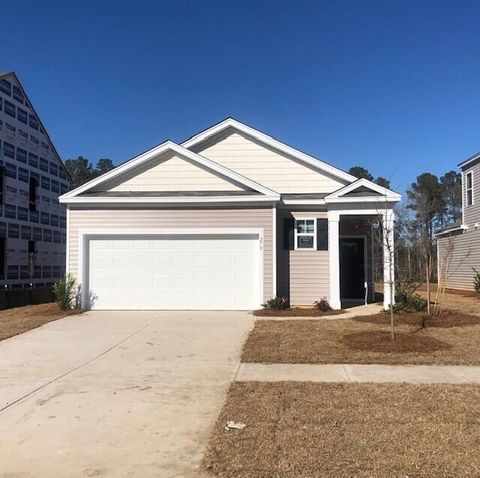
(77, 228, 264, 310)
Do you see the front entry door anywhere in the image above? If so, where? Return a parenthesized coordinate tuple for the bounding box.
(340, 237, 365, 302)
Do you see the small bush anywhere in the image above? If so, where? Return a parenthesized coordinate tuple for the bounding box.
(385, 292, 428, 314)
(53, 274, 77, 310)
(262, 296, 287, 311)
(314, 299, 332, 312)
(473, 268, 480, 293)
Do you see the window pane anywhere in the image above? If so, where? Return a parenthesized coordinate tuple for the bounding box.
(297, 235, 314, 249)
(297, 220, 306, 233)
(467, 173, 472, 189)
(305, 220, 315, 233)
(467, 190, 473, 206)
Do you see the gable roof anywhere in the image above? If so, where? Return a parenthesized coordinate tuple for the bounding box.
(181, 118, 357, 184)
(324, 178, 401, 203)
(1, 71, 71, 182)
(59, 140, 280, 203)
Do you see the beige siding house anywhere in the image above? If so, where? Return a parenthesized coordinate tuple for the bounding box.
(60, 118, 400, 310)
(437, 152, 480, 291)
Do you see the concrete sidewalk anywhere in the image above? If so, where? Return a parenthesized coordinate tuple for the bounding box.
(236, 363, 480, 384)
(261, 303, 383, 320)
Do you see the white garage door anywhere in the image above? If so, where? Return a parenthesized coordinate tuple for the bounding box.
(87, 234, 261, 310)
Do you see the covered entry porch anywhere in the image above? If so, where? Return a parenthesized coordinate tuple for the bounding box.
(328, 207, 395, 310)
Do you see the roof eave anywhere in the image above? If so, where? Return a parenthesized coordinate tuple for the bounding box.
(59, 195, 280, 205)
(458, 152, 480, 169)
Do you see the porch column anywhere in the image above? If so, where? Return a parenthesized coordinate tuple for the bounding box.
(383, 208, 395, 309)
(328, 211, 341, 309)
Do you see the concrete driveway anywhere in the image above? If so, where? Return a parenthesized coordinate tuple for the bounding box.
(0, 310, 255, 478)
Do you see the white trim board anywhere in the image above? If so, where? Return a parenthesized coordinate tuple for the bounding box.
(77, 228, 265, 310)
(325, 178, 401, 202)
(458, 151, 480, 169)
(61, 195, 279, 205)
(60, 141, 280, 203)
(181, 118, 357, 184)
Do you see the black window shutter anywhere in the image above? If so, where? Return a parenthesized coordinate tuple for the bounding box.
(283, 218, 295, 250)
(317, 218, 328, 250)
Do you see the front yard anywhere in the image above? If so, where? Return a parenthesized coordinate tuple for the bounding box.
(417, 286, 480, 316)
(0, 303, 80, 341)
(203, 382, 480, 477)
(242, 310, 480, 365)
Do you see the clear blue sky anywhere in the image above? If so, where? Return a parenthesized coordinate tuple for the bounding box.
(3, 0, 479, 194)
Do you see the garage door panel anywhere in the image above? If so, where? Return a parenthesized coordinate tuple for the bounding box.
(87, 234, 260, 310)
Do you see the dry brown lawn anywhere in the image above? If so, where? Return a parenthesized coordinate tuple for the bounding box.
(203, 382, 480, 478)
(242, 311, 480, 365)
(0, 303, 81, 341)
(417, 286, 480, 316)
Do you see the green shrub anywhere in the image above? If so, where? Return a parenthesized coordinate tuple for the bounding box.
(313, 299, 332, 312)
(385, 292, 428, 314)
(53, 274, 77, 310)
(473, 268, 480, 293)
(262, 296, 287, 311)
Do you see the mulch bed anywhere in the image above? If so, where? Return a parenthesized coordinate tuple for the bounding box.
(203, 382, 480, 478)
(0, 303, 81, 341)
(342, 330, 451, 353)
(253, 307, 344, 317)
(354, 310, 480, 328)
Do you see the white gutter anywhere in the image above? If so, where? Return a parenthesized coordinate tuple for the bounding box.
(59, 195, 280, 205)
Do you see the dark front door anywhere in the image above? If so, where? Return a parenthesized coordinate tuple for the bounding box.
(340, 237, 365, 300)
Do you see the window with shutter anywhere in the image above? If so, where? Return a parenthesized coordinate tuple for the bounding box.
(283, 218, 295, 250)
(317, 219, 328, 250)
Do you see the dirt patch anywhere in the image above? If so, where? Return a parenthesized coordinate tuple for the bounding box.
(253, 307, 344, 317)
(0, 303, 81, 341)
(203, 382, 480, 478)
(342, 330, 451, 353)
(354, 310, 480, 328)
(242, 316, 480, 365)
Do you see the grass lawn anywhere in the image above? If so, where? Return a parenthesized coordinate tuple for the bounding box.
(242, 310, 480, 365)
(0, 303, 80, 341)
(203, 382, 480, 478)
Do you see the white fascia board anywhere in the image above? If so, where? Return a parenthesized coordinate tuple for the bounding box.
(325, 178, 401, 200)
(458, 152, 480, 169)
(181, 118, 357, 184)
(59, 195, 280, 205)
(282, 198, 326, 205)
(324, 196, 400, 204)
(60, 140, 280, 200)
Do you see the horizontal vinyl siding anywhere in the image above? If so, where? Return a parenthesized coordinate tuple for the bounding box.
(192, 130, 346, 194)
(438, 228, 480, 291)
(99, 153, 243, 193)
(289, 252, 330, 305)
(68, 207, 273, 302)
